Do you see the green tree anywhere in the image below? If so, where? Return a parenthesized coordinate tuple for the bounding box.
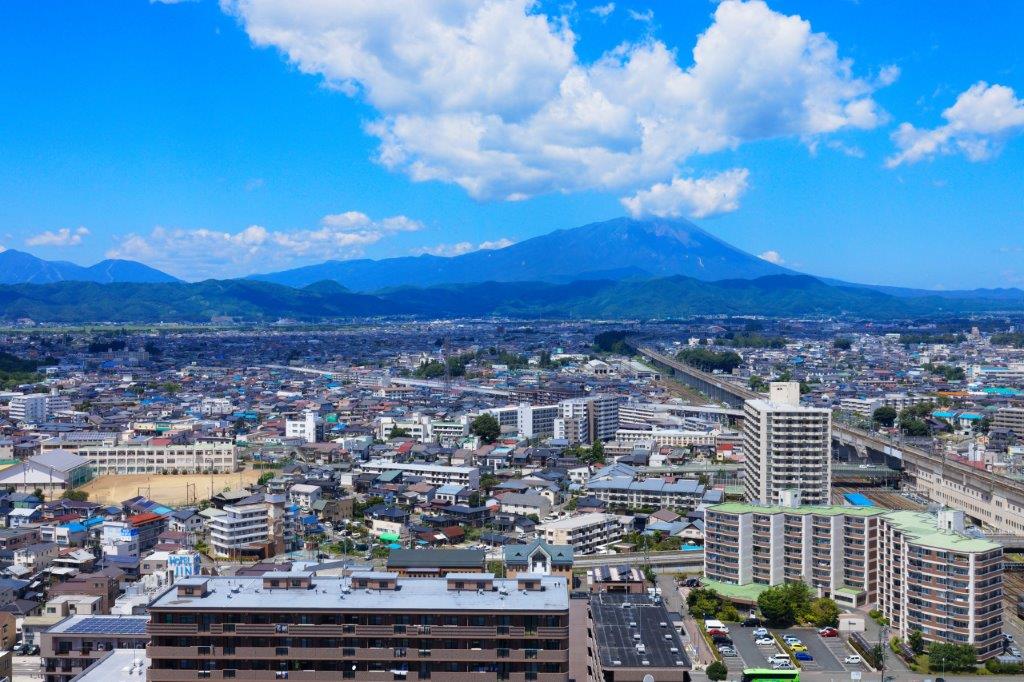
(872, 406, 898, 427)
(257, 472, 275, 486)
(676, 348, 742, 373)
(908, 629, 925, 655)
(927, 642, 976, 672)
(748, 375, 768, 392)
(686, 588, 724, 620)
(389, 426, 411, 439)
(807, 597, 840, 628)
(833, 337, 853, 350)
(757, 582, 812, 627)
(706, 661, 728, 681)
(470, 413, 501, 444)
(61, 490, 89, 502)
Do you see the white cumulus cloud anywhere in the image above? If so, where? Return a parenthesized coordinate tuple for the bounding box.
(413, 237, 515, 257)
(26, 226, 90, 247)
(220, 0, 890, 203)
(758, 250, 785, 265)
(107, 212, 422, 279)
(621, 168, 750, 219)
(590, 3, 615, 19)
(886, 82, 1024, 168)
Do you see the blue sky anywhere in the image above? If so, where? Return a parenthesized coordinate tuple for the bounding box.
(1, 0, 1022, 288)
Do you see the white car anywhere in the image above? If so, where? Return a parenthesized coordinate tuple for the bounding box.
(844, 655, 863, 664)
(772, 661, 795, 670)
(753, 627, 769, 637)
(755, 637, 775, 646)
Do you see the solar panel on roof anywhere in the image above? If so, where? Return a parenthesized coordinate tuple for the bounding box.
(65, 617, 148, 635)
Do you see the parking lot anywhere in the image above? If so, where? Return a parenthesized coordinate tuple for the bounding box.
(709, 622, 867, 675)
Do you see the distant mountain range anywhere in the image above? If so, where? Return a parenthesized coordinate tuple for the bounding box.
(0, 249, 179, 284)
(2, 216, 1022, 322)
(1, 274, 1021, 323)
(248, 217, 797, 290)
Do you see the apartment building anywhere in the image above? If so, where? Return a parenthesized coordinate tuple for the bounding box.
(586, 474, 704, 512)
(538, 513, 623, 555)
(555, 395, 618, 444)
(994, 406, 1024, 434)
(362, 460, 480, 489)
(285, 411, 323, 443)
(704, 501, 883, 608)
(146, 572, 570, 682)
(9, 392, 71, 424)
(40, 615, 149, 682)
(742, 382, 832, 505)
(705, 503, 1004, 659)
(485, 403, 560, 439)
(68, 438, 236, 475)
(378, 414, 469, 444)
(206, 493, 296, 560)
(877, 510, 1003, 660)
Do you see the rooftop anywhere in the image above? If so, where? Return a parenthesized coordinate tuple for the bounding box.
(590, 592, 690, 670)
(46, 614, 149, 636)
(149, 575, 569, 612)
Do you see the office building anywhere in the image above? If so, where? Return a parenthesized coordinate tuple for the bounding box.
(742, 382, 832, 505)
(146, 572, 570, 681)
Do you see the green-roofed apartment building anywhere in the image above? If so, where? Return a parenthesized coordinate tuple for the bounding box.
(705, 501, 1004, 659)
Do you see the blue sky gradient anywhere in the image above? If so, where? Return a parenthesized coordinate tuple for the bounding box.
(1, 0, 1021, 287)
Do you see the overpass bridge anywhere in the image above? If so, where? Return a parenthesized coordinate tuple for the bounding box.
(636, 344, 1024, 535)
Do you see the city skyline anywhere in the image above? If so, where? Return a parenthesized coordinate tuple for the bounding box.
(1, 0, 1023, 288)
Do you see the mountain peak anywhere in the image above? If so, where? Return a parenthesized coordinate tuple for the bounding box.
(0, 249, 179, 285)
(249, 215, 790, 290)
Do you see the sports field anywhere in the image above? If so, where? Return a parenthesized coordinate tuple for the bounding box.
(79, 469, 263, 506)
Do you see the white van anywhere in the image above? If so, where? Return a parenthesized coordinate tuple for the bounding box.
(704, 619, 729, 633)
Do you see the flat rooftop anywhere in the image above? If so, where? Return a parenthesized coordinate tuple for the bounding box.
(46, 615, 149, 636)
(590, 592, 690, 670)
(71, 649, 149, 682)
(150, 575, 569, 612)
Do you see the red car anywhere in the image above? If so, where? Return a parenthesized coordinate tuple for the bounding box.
(818, 627, 839, 637)
(707, 629, 728, 637)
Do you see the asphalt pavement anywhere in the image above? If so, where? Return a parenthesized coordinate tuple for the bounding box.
(13, 654, 43, 682)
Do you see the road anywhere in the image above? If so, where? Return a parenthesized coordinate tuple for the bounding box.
(13, 655, 42, 682)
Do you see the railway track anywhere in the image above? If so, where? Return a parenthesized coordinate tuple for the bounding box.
(831, 487, 927, 511)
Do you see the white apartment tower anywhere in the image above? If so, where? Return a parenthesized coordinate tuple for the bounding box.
(743, 381, 832, 505)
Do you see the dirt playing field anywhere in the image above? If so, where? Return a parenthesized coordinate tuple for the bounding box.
(79, 469, 264, 506)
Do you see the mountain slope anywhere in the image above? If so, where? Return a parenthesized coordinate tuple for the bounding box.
(0, 249, 179, 284)
(249, 217, 794, 290)
(0, 280, 405, 322)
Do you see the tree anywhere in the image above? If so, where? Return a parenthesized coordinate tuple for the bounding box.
(32, 488, 44, 501)
(807, 597, 840, 628)
(927, 642, 976, 673)
(389, 426, 411, 439)
(757, 582, 812, 627)
(686, 588, 724, 620)
(749, 375, 768, 392)
(676, 348, 742, 373)
(833, 337, 853, 350)
(470, 413, 501, 444)
(872, 406, 898, 427)
(706, 661, 728, 681)
(61, 490, 89, 502)
(257, 472, 275, 486)
(908, 629, 925, 655)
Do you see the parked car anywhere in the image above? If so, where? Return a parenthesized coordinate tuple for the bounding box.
(753, 627, 769, 638)
(819, 627, 838, 637)
(790, 644, 808, 652)
(742, 617, 762, 627)
(718, 646, 738, 657)
(755, 637, 775, 646)
(844, 655, 863, 664)
(782, 635, 801, 643)
(712, 636, 733, 646)
(707, 629, 729, 638)
(772, 661, 795, 670)
(795, 652, 814, 661)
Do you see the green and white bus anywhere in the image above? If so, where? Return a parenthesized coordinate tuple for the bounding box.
(741, 668, 800, 682)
